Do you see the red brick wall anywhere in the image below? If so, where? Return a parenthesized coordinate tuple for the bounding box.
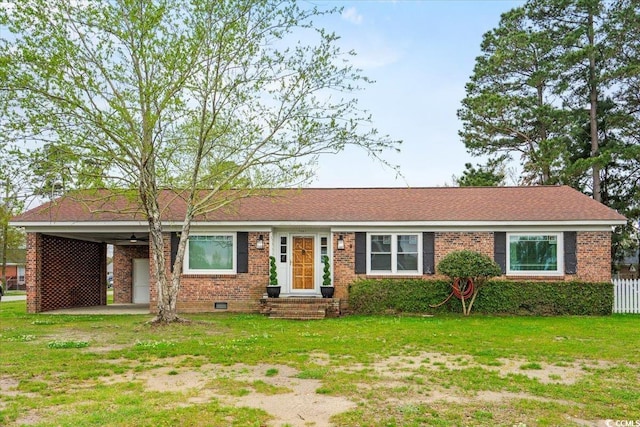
(3, 265, 17, 279)
(3, 265, 19, 290)
(25, 233, 106, 313)
(333, 232, 360, 299)
(147, 232, 271, 313)
(575, 231, 611, 282)
(28, 229, 608, 315)
(113, 244, 150, 303)
(332, 231, 611, 286)
(434, 232, 494, 268)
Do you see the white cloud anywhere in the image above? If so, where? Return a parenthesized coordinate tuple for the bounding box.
(350, 45, 402, 69)
(341, 7, 363, 25)
(341, 33, 406, 70)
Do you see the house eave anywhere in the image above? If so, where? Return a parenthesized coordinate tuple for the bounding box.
(11, 219, 627, 233)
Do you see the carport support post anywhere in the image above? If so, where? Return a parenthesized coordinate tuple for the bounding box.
(25, 232, 43, 313)
(100, 242, 108, 306)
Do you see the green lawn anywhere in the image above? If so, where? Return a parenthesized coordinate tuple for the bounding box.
(2, 290, 27, 296)
(0, 300, 638, 426)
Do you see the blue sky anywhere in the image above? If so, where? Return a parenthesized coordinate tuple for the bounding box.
(310, 0, 524, 188)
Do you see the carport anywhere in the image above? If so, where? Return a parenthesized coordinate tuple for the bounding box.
(22, 229, 150, 313)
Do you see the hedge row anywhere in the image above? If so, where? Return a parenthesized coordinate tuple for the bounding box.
(347, 279, 613, 316)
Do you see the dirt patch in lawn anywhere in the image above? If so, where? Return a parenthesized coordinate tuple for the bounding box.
(102, 358, 355, 427)
(1, 377, 57, 426)
(0, 377, 21, 398)
(347, 351, 610, 385)
(94, 352, 613, 427)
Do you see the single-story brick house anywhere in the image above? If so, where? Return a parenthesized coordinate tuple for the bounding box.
(1, 248, 27, 291)
(10, 186, 626, 314)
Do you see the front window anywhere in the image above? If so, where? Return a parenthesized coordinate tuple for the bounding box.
(185, 234, 235, 274)
(508, 233, 562, 275)
(368, 233, 420, 274)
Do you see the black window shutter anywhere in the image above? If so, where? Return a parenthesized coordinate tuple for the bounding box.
(237, 232, 249, 273)
(355, 232, 366, 274)
(422, 232, 435, 275)
(170, 232, 180, 272)
(494, 232, 506, 274)
(564, 231, 577, 274)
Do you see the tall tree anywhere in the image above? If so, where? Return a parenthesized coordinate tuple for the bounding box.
(1, 0, 399, 322)
(455, 158, 507, 187)
(459, 0, 640, 268)
(457, 6, 570, 185)
(0, 146, 27, 289)
(538, 0, 640, 259)
(528, 0, 607, 201)
(605, 0, 640, 265)
(459, 0, 635, 195)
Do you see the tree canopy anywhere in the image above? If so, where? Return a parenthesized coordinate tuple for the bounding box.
(455, 158, 507, 187)
(0, 146, 28, 289)
(1, 0, 399, 322)
(458, 0, 639, 267)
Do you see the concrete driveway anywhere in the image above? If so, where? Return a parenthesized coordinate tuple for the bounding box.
(0, 295, 150, 315)
(45, 304, 151, 315)
(1, 295, 27, 302)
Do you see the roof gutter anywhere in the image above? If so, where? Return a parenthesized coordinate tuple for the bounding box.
(11, 219, 628, 232)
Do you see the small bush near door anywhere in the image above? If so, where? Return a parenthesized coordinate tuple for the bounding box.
(348, 279, 613, 316)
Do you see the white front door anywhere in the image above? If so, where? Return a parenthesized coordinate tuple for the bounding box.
(273, 231, 331, 296)
(133, 258, 150, 304)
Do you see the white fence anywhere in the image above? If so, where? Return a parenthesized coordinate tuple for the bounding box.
(612, 279, 640, 314)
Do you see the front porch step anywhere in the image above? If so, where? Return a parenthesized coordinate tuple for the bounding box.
(260, 297, 340, 320)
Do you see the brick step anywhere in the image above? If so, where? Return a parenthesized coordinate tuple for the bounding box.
(269, 309, 326, 320)
(266, 297, 327, 304)
(267, 304, 327, 320)
(260, 297, 341, 320)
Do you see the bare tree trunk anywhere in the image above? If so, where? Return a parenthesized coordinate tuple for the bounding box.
(1, 181, 9, 290)
(460, 287, 468, 316)
(1, 221, 7, 290)
(138, 134, 180, 323)
(467, 288, 481, 315)
(537, 84, 551, 184)
(168, 213, 194, 319)
(587, 10, 601, 202)
(147, 210, 176, 322)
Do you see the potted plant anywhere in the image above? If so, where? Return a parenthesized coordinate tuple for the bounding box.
(320, 255, 334, 298)
(266, 256, 281, 298)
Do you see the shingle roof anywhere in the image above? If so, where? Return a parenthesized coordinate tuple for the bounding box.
(11, 186, 627, 224)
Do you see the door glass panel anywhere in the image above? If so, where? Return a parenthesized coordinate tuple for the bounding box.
(280, 236, 287, 263)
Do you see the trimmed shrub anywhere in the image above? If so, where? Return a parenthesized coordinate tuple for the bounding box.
(348, 279, 613, 316)
(322, 255, 331, 286)
(269, 256, 278, 286)
(437, 250, 502, 281)
(348, 279, 452, 314)
(437, 250, 502, 315)
(475, 280, 614, 315)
